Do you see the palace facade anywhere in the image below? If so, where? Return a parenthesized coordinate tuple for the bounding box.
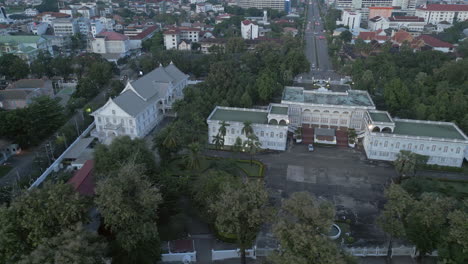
(207, 86, 468, 167)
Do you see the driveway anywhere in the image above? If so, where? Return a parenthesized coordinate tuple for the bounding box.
(254, 144, 396, 245)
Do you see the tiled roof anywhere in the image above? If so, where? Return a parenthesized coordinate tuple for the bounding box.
(96, 30, 129, 41)
(130, 25, 158, 40)
(391, 30, 413, 43)
(417, 4, 468, 12)
(417, 35, 454, 48)
(37, 12, 70, 18)
(388, 16, 424, 22)
(68, 160, 95, 196)
(242, 20, 252, 25)
(0, 90, 31, 100)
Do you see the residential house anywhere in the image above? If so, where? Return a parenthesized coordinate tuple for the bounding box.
(52, 18, 78, 36)
(283, 27, 298, 37)
(0, 78, 54, 110)
(90, 63, 189, 144)
(0, 35, 52, 63)
(357, 29, 389, 43)
(416, 35, 454, 53)
(38, 12, 71, 24)
(0, 140, 21, 164)
(128, 25, 159, 50)
(163, 27, 200, 50)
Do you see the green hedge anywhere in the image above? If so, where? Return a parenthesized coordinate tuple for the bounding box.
(419, 164, 464, 173)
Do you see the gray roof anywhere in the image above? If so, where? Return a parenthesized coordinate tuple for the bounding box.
(0, 90, 31, 100)
(108, 64, 186, 117)
(282, 87, 374, 108)
(315, 128, 336, 137)
(164, 63, 188, 83)
(63, 137, 94, 160)
(113, 90, 149, 117)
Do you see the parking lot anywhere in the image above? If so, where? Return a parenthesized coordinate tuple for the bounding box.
(256, 144, 397, 245)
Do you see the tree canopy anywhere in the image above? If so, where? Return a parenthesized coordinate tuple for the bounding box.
(95, 163, 163, 264)
(270, 192, 349, 264)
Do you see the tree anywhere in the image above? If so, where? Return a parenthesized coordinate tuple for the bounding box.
(240, 91, 253, 108)
(378, 184, 413, 260)
(210, 181, 269, 264)
(405, 193, 455, 259)
(394, 150, 428, 182)
(18, 224, 107, 264)
(183, 142, 203, 171)
(0, 182, 89, 263)
(256, 69, 280, 103)
(95, 163, 162, 263)
(192, 170, 240, 221)
(244, 134, 261, 165)
(30, 51, 53, 78)
(225, 37, 246, 53)
(438, 209, 468, 264)
(241, 121, 254, 136)
(218, 121, 230, 141)
(0, 96, 65, 147)
(340, 30, 352, 43)
(94, 136, 157, 175)
(74, 77, 100, 100)
(270, 192, 348, 264)
(0, 54, 29, 80)
(212, 133, 224, 149)
(232, 136, 243, 152)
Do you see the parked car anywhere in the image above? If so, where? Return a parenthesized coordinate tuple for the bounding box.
(308, 144, 314, 152)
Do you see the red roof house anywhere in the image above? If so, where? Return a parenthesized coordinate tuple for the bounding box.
(68, 160, 95, 196)
(417, 4, 468, 12)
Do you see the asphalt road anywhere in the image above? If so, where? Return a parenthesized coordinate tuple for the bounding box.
(301, 0, 341, 81)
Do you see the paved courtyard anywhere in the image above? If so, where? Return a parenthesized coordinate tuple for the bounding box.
(256, 144, 397, 245)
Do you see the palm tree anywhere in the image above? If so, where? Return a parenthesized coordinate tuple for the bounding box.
(232, 136, 243, 153)
(244, 134, 261, 165)
(241, 121, 254, 136)
(184, 142, 203, 171)
(162, 128, 178, 150)
(212, 133, 224, 149)
(218, 121, 230, 139)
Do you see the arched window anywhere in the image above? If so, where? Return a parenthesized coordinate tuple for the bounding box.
(279, 132, 283, 138)
(270, 132, 274, 138)
(456, 147, 461, 154)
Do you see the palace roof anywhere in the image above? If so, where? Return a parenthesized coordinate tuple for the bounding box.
(282, 87, 375, 108)
(393, 120, 467, 140)
(209, 107, 269, 125)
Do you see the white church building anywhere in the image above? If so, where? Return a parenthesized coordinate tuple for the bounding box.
(91, 63, 189, 144)
(207, 86, 468, 167)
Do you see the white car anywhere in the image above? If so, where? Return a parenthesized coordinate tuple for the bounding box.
(308, 144, 314, 152)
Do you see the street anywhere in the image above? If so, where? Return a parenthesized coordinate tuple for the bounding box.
(301, 0, 341, 81)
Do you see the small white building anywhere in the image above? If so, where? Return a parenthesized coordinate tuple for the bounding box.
(90, 19, 104, 37)
(52, 18, 78, 36)
(24, 8, 38, 16)
(338, 10, 362, 31)
(91, 63, 189, 144)
(91, 30, 130, 61)
(241, 20, 259, 40)
(207, 104, 289, 151)
(163, 27, 200, 50)
(368, 16, 426, 32)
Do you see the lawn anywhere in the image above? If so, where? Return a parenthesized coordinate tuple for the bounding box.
(166, 157, 264, 178)
(0, 165, 13, 179)
(236, 161, 263, 177)
(402, 177, 468, 199)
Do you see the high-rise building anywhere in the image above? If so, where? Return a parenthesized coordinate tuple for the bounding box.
(237, 0, 285, 11)
(284, 0, 291, 13)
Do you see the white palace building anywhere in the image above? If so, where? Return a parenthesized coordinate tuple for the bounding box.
(207, 86, 468, 167)
(91, 63, 189, 144)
